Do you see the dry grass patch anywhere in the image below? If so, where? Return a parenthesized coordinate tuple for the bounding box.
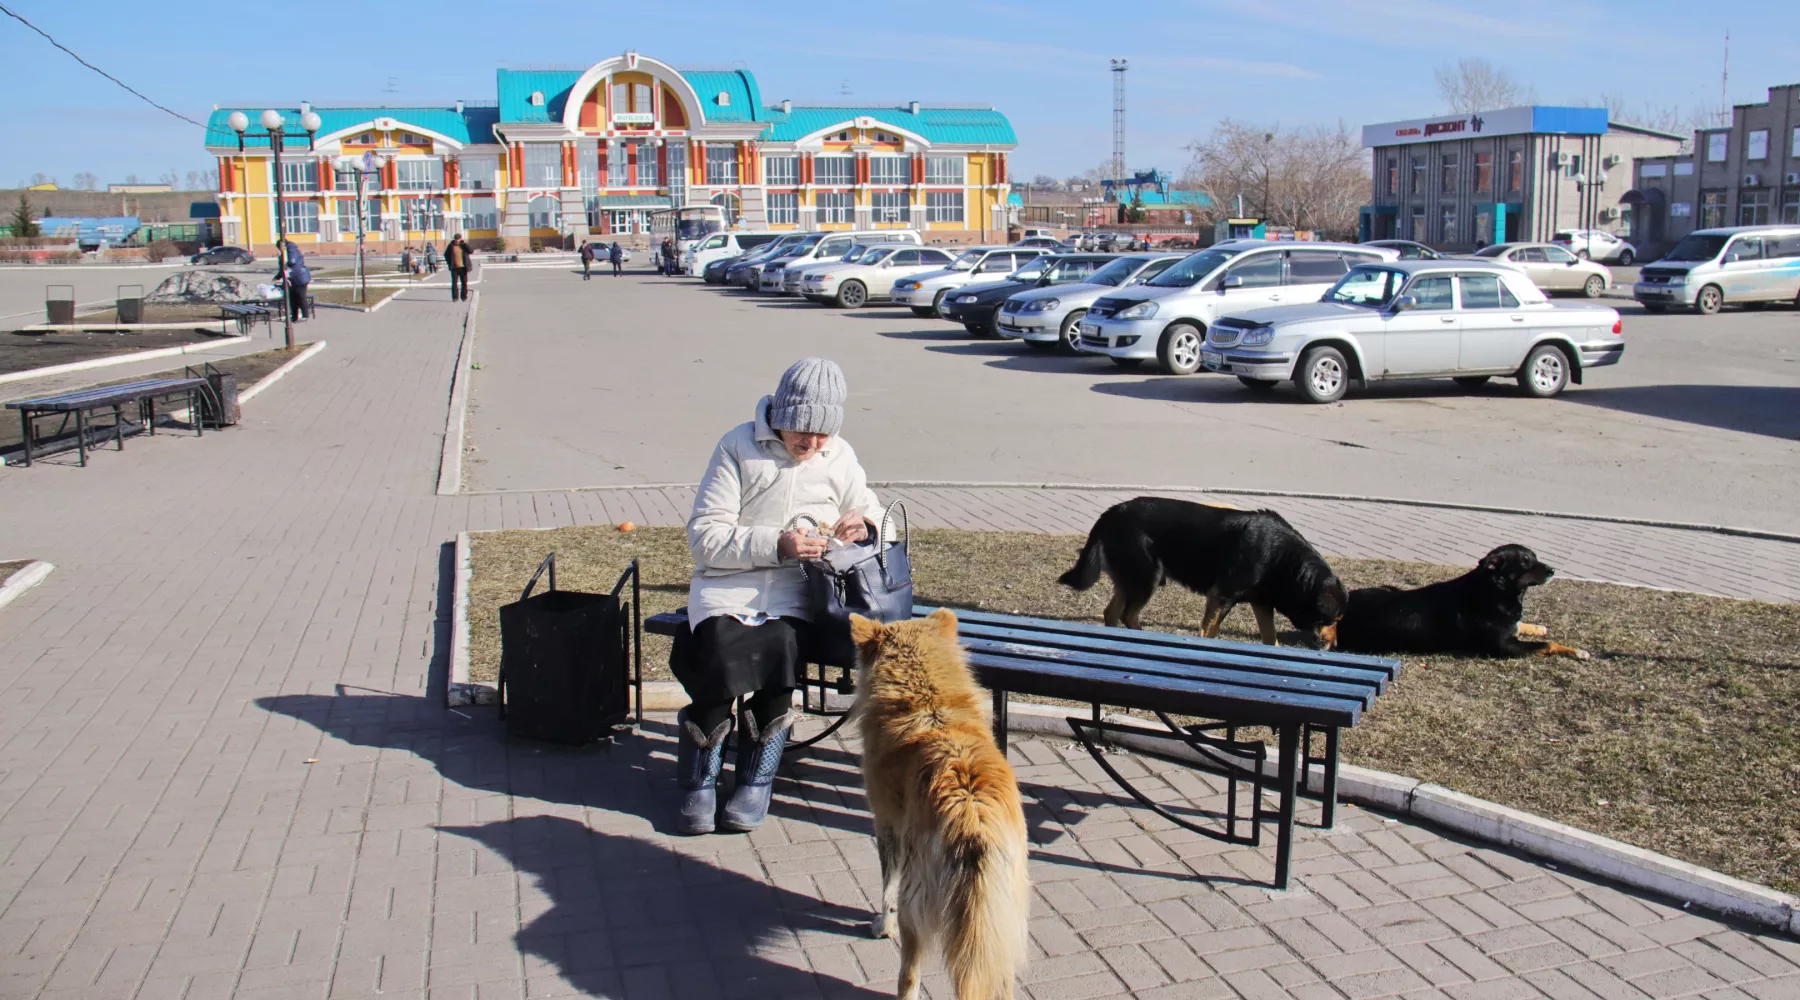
(310, 285, 403, 309)
(468, 525, 1800, 892)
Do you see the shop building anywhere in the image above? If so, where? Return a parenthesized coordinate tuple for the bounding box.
(206, 51, 1016, 251)
(1360, 106, 1683, 251)
(1622, 84, 1800, 256)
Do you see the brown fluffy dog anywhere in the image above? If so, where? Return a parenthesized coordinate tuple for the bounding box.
(850, 610, 1029, 1000)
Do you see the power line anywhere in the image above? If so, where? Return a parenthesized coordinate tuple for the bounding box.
(0, 2, 216, 132)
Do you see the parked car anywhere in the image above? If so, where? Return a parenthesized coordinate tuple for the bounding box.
(801, 245, 960, 307)
(1020, 228, 1057, 240)
(939, 254, 1118, 336)
(784, 234, 922, 293)
(1552, 229, 1636, 264)
(1078, 240, 1398, 374)
(1470, 243, 1611, 297)
(191, 245, 254, 265)
(1198, 260, 1624, 403)
(998, 253, 1186, 353)
(1633, 225, 1800, 314)
(1012, 236, 1066, 250)
(1361, 239, 1442, 260)
(890, 247, 1053, 317)
(724, 236, 804, 288)
(762, 229, 922, 293)
(686, 230, 781, 276)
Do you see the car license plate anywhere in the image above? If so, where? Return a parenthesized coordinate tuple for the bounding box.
(1201, 351, 1224, 369)
(1081, 322, 1100, 337)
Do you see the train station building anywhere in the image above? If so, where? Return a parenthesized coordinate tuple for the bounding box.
(205, 50, 1018, 250)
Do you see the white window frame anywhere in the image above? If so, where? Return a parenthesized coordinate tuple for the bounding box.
(459, 157, 497, 191)
(667, 142, 687, 203)
(767, 191, 799, 225)
(924, 156, 965, 185)
(463, 196, 497, 230)
(403, 197, 445, 231)
(1746, 129, 1768, 161)
(637, 145, 659, 188)
(528, 195, 560, 229)
(522, 145, 562, 188)
(704, 144, 739, 186)
(1706, 133, 1728, 162)
(925, 190, 964, 223)
(280, 199, 319, 234)
(869, 155, 908, 185)
(608, 147, 629, 188)
(764, 155, 799, 186)
(280, 160, 319, 193)
(871, 190, 910, 223)
(395, 158, 443, 191)
(815, 191, 854, 224)
(814, 155, 855, 187)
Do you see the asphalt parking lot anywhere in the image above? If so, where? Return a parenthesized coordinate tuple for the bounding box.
(461, 266, 1797, 532)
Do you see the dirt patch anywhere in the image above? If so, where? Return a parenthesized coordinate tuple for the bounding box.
(469, 524, 1800, 893)
(311, 286, 403, 308)
(0, 327, 237, 375)
(0, 560, 34, 582)
(65, 304, 231, 326)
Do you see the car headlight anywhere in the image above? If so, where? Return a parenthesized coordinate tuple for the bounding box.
(956, 294, 979, 304)
(1116, 301, 1159, 319)
(1024, 298, 1060, 312)
(1241, 326, 1274, 347)
(1666, 275, 1686, 284)
(904, 282, 921, 290)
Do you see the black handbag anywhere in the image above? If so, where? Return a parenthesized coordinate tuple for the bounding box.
(497, 553, 637, 745)
(798, 501, 913, 667)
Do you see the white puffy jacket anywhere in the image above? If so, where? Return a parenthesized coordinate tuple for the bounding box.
(686, 396, 886, 628)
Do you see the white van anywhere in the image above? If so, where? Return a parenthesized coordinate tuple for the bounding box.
(684, 231, 783, 277)
(759, 229, 922, 293)
(1633, 225, 1800, 314)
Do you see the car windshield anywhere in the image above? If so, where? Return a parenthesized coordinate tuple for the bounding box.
(1662, 234, 1730, 262)
(791, 235, 824, 254)
(1145, 248, 1242, 288)
(841, 246, 868, 263)
(948, 250, 986, 271)
(1471, 245, 1510, 258)
(1324, 268, 1406, 307)
(1085, 257, 1142, 287)
(861, 247, 896, 264)
(1010, 258, 1052, 281)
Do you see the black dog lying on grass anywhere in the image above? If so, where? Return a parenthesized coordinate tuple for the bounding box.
(1326, 543, 1590, 659)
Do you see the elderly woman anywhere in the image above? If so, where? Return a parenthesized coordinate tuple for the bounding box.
(673, 357, 885, 834)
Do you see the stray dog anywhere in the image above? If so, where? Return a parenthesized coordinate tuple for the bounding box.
(1328, 544, 1590, 659)
(851, 610, 1029, 1000)
(1058, 496, 1347, 646)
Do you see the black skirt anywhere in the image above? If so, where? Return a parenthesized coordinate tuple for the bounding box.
(670, 615, 810, 706)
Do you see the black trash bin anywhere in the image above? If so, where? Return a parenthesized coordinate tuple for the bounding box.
(201, 372, 239, 427)
(497, 554, 640, 745)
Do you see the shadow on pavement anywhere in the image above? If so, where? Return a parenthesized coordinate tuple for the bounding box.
(840, 309, 921, 321)
(440, 815, 887, 999)
(875, 329, 970, 342)
(1562, 384, 1800, 441)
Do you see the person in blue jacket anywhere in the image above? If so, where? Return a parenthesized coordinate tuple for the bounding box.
(280, 241, 311, 321)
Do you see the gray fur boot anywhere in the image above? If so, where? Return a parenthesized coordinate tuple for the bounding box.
(719, 709, 797, 832)
(676, 709, 732, 835)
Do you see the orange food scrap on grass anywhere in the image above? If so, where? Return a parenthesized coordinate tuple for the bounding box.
(617, 521, 637, 532)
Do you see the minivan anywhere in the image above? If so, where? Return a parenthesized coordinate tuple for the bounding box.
(685, 230, 782, 276)
(758, 229, 923, 293)
(1633, 225, 1800, 314)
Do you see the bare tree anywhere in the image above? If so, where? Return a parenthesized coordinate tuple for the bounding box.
(1584, 93, 1720, 141)
(72, 171, 99, 190)
(201, 167, 219, 189)
(1183, 120, 1369, 240)
(29, 172, 49, 186)
(124, 173, 140, 185)
(1433, 57, 1535, 114)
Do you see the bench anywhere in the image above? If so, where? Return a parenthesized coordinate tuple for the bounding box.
(6, 376, 209, 467)
(645, 605, 1400, 889)
(220, 303, 272, 336)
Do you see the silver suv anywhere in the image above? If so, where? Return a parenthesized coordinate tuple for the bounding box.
(996, 253, 1185, 353)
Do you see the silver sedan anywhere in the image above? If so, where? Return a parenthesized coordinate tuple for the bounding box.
(1470, 242, 1611, 297)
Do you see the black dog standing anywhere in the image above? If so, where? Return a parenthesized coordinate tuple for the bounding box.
(1330, 544, 1589, 659)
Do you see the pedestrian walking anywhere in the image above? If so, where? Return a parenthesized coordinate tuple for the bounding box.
(609, 241, 623, 276)
(424, 242, 439, 275)
(661, 238, 678, 277)
(446, 235, 471, 301)
(280, 240, 312, 322)
(580, 240, 595, 280)
(400, 245, 413, 276)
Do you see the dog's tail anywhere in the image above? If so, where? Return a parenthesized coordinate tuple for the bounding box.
(1057, 515, 1112, 591)
(932, 748, 1030, 998)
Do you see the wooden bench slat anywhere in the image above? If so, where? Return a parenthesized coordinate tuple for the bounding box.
(961, 636, 1380, 705)
(6, 377, 208, 412)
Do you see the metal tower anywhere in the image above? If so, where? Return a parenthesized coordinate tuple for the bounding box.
(1110, 59, 1127, 190)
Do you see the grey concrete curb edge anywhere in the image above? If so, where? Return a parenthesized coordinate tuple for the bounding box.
(446, 531, 492, 707)
(436, 291, 479, 496)
(238, 340, 327, 404)
(0, 334, 253, 387)
(0, 560, 55, 613)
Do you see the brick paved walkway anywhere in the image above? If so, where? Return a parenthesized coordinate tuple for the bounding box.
(0, 297, 1794, 999)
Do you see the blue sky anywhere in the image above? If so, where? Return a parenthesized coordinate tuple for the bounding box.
(3, 0, 1796, 188)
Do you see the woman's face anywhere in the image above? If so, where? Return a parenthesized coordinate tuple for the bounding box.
(778, 430, 830, 462)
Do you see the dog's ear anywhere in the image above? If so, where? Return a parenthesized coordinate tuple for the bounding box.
(848, 614, 883, 648)
(926, 607, 959, 639)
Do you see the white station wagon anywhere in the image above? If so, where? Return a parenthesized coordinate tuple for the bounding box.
(1200, 260, 1624, 403)
(801, 245, 959, 308)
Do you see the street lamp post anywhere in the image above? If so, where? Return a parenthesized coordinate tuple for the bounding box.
(228, 108, 320, 349)
(335, 151, 387, 306)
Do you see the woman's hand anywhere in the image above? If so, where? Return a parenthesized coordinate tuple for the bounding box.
(831, 511, 869, 543)
(778, 529, 828, 562)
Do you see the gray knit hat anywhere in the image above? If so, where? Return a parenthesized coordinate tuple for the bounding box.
(768, 357, 846, 436)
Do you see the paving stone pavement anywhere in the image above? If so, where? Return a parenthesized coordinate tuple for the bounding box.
(0, 295, 1795, 1000)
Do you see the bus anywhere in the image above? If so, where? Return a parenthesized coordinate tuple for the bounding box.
(649, 204, 729, 250)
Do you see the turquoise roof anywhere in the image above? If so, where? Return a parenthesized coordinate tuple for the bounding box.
(496, 69, 582, 123)
(205, 106, 498, 147)
(679, 69, 764, 123)
(761, 106, 1017, 145)
(1132, 190, 1211, 206)
(594, 194, 673, 208)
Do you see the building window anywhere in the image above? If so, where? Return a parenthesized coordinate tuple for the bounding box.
(815, 191, 854, 224)
(871, 191, 910, 223)
(870, 156, 909, 186)
(1699, 190, 1728, 229)
(280, 200, 319, 234)
(1564, 154, 1583, 178)
(1746, 129, 1769, 161)
(608, 147, 628, 188)
(1439, 204, 1458, 243)
(926, 190, 964, 223)
(528, 195, 559, 229)
(667, 142, 687, 204)
(1410, 207, 1426, 242)
(764, 155, 798, 186)
(522, 145, 561, 188)
(637, 145, 658, 188)
(1674, 161, 1694, 176)
(704, 143, 738, 185)
(395, 158, 443, 191)
(711, 192, 741, 226)
(1410, 155, 1426, 195)
(334, 168, 358, 192)
(1473, 152, 1492, 194)
(1783, 190, 1800, 225)
(1706, 133, 1728, 162)
(1385, 157, 1398, 196)
(1439, 154, 1458, 194)
(612, 81, 653, 116)
(279, 160, 319, 192)
(460, 158, 497, 190)
(925, 156, 965, 185)
(1507, 149, 1523, 193)
(463, 196, 496, 230)
(767, 192, 798, 225)
(815, 155, 855, 186)
(1739, 190, 1770, 226)
(403, 197, 445, 231)
(1793, 127, 1800, 158)
(336, 198, 381, 236)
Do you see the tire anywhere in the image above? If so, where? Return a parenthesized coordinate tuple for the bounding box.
(1058, 310, 1087, 354)
(1110, 357, 1143, 368)
(910, 306, 935, 317)
(1156, 323, 1205, 376)
(1695, 284, 1723, 315)
(1618, 249, 1634, 266)
(834, 280, 867, 309)
(1518, 344, 1571, 398)
(1237, 376, 1278, 391)
(931, 289, 950, 318)
(1296, 346, 1350, 403)
(1576, 249, 1590, 260)
(1643, 303, 1667, 314)
(1582, 275, 1605, 298)
(1453, 375, 1490, 389)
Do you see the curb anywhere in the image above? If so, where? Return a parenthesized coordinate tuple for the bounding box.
(0, 560, 55, 613)
(239, 341, 327, 404)
(0, 334, 254, 387)
(21, 321, 234, 335)
(436, 291, 478, 496)
(447, 531, 488, 706)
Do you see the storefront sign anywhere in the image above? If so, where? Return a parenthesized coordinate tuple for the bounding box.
(613, 112, 654, 125)
(1362, 106, 1605, 148)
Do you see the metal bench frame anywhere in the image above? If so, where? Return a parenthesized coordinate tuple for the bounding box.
(7, 377, 209, 467)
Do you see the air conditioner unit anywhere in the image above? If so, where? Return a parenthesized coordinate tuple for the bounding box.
(1598, 207, 1618, 221)
(1602, 154, 1622, 169)
(1742, 173, 1762, 187)
(1555, 152, 1572, 167)
(1786, 172, 1800, 186)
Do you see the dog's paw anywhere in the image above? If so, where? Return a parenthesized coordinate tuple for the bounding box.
(870, 913, 895, 939)
(1516, 622, 1549, 638)
(1573, 646, 1591, 660)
